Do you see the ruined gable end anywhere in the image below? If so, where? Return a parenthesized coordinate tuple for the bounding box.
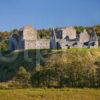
(79, 30, 90, 43)
(23, 25, 37, 40)
(62, 27, 76, 39)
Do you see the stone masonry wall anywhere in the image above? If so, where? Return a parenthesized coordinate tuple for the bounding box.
(23, 25, 37, 49)
(62, 27, 76, 39)
(36, 39, 50, 49)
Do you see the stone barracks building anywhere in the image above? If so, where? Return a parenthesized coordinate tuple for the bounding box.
(8, 25, 98, 51)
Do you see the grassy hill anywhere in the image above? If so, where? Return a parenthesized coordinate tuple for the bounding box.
(0, 48, 100, 88)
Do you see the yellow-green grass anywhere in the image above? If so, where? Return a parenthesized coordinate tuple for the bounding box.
(0, 88, 100, 100)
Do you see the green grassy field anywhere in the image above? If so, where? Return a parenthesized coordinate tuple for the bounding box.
(0, 88, 100, 100)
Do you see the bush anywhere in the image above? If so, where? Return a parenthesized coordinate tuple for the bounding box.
(15, 67, 31, 88)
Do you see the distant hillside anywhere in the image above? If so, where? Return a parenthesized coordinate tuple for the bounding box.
(0, 48, 100, 88)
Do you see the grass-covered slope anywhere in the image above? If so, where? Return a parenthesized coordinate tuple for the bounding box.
(0, 48, 100, 88)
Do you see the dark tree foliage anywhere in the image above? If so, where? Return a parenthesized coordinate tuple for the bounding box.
(37, 29, 52, 39)
(74, 26, 85, 34)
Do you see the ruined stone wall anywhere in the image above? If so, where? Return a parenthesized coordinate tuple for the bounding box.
(9, 25, 99, 51)
(79, 30, 90, 43)
(24, 39, 50, 49)
(36, 39, 50, 49)
(23, 25, 37, 49)
(93, 41, 98, 48)
(23, 25, 37, 40)
(24, 40, 37, 49)
(62, 27, 76, 39)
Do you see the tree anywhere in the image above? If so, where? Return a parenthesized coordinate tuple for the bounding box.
(74, 26, 85, 34)
(15, 67, 31, 87)
(37, 29, 51, 39)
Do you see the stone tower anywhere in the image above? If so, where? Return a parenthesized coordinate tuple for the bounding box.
(23, 25, 37, 49)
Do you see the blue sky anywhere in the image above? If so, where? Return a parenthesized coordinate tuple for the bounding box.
(0, 0, 100, 31)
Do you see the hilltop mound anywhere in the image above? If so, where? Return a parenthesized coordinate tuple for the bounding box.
(0, 49, 100, 88)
